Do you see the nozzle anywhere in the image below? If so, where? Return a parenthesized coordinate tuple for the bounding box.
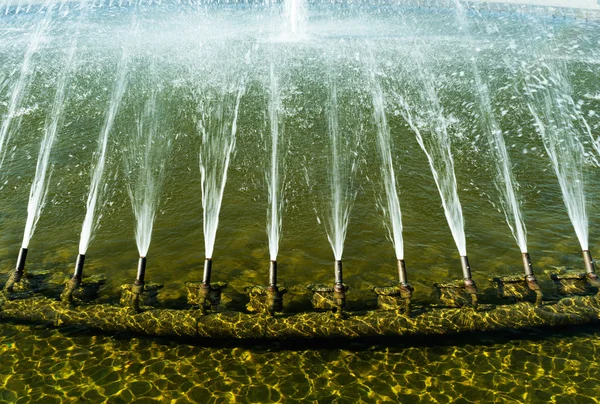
(5, 248, 28, 289)
(334, 260, 343, 285)
(62, 253, 85, 303)
(269, 260, 277, 287)
(522, 252, 534, 277)
(202, 258, 212, 285)
(460, 255, 473, 280)
(73, 254, 85, 281)
(397, 259, 408, 285)
(583, 250, 596, 275)
(15, 247, 28, 274)
(135, 256, 147, 286)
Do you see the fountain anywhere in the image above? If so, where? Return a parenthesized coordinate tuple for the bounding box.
(61, 37, 130, 303)
(526, 58, 600, 292)
(397, 45, 478, 307)
(453, 1, 542, 303)
(120, 90, 170, 311)
(3, 35, 78, 294)
(247, 63, 287, 315)
(370, 73, 413, 313)
(0, 0, 599, 340)
(186, 83, 244, 312)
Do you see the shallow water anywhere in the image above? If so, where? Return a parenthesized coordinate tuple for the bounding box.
(1, 321, 600, 403)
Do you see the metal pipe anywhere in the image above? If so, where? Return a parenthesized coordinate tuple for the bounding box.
(73, 254, 85, 281)
(583, 250, 596, 275)
(202, 258, 212, 285)
(460, 255, 473, 280)
(397, 259, 408, 285)
(15, 247, 28, 274)
(269, 260, 277, 287)
(334, 260, 343, 285)
(522, 252, 534, 277)
(135, 256, 147, 286)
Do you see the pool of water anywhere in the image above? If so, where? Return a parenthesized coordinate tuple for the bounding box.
(0, 1, 599, 305)
(0, 0, 600, 400)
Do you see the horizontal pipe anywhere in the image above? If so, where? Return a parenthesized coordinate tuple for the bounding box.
(269, 260, 277, 287)
(202, 258, 212, 285)
(397, 259, 408, 285)
(522, 252, 534, 277)
(334, 260, 343, 285)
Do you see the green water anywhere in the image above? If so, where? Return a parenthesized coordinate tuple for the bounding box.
(1, 1, 600, 401)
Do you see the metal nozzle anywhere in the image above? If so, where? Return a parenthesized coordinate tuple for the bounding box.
(15, 247, 28, 274)
(583, 250, 596, 275)
(73, 254, 85, 281)
(460, 255, 473, 280)
(397, 259, 408, 285)
(522, 252, 534, 277)
(269, 260, 277, 287)
(334, 260, 343, 285)
(135, 256, 147, 285)
(202, 258, 212, 285)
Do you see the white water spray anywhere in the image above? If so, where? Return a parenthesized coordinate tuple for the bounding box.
(397, 55, 467, 257)
(324, 80, 360, 261)
(126, 92, 171, 258)
(527, 72, 590, 251)
(372, 79, 404, 260)
(198, 85, 244, 259)
(21, 37, 78, 249)
(0, 9, 51, 170)
(266, 64, 285, 262)
(284, 0, 307, 37)
(78, 46, 129, 255)
(453, 1, 528, 253)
